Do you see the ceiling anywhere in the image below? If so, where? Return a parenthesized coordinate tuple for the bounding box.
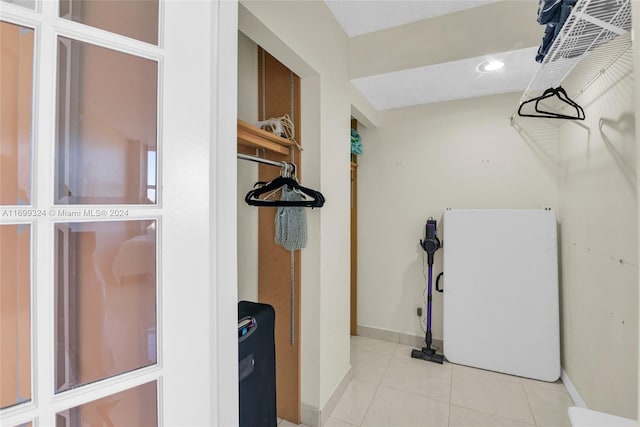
(325, 0, 500, 37)
(325, 0, 544, 110)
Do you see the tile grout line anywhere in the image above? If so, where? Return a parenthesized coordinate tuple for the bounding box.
(521, 378, 541, 427)
(358, 382, 380, 427)
(357, 341, 398, 427)
(349, 341, 398, 427)
(447, 403, 541, 427)
(447, 364, 454, 427)
(350, 347, 394, 388)
(449, 366, 540, 425)
(371, 343, 400, 424)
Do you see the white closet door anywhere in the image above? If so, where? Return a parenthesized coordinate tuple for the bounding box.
(0, 1, 238, 425)
(442, 209, 560, 381)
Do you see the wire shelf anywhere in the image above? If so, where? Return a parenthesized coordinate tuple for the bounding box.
(518, 0, 632, 102)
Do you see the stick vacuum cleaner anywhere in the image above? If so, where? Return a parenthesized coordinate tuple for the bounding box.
(411, 217, 444, 364)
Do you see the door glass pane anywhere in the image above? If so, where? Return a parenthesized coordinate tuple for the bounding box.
(54, 220, 157, 393)
(0, 224, 31, 409)
(56, 381, 157, 426)
(1, 21, 34, 205)
(55, 37, 158, 205)
(59, 0, 158, 45)
(0, 0, 35, 10)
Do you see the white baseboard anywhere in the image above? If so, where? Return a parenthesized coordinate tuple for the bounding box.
(300, 367, 352, 427)
(357, 324, 443, 351)
(320, 367, 352, 427)
(562, 369, 588, 408)
(300, 403, 320, 427)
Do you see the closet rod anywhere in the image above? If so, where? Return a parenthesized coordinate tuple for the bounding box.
(237, 153, 289, 169)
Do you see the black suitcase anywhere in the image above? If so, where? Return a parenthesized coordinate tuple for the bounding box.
(238, 301, 277, 427)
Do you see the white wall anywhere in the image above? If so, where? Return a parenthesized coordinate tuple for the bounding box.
(358, 92, 559, 342)
(239, 0, 352, 412)
(237, 31, 259, 302)
(558, 48, 637, 418)
(635, 3, 640, 422)
(237, 32, 259, 125)
(211, 1, 240, 424)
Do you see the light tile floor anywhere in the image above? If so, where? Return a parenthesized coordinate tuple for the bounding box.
(279, 336, 575, 427)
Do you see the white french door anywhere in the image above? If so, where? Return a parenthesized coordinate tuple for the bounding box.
(0, 0, 238, 426)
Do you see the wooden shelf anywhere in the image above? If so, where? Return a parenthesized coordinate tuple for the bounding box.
(237, 119, 292, 156)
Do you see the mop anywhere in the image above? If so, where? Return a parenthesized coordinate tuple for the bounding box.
(275, 185, 307, 251)
(411, 217, 445, 364)
(275, 185, 307, 345)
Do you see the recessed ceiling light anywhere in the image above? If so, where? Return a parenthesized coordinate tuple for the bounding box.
(477, 60, 504, 72)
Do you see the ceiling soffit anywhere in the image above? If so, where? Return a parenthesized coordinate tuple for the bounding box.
(348, 1, 542, 80)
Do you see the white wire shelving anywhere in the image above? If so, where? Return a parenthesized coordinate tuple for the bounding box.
(517, 0, 633, 106)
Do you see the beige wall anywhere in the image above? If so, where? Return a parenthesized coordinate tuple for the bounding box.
(557, 46, 637, 418)
(358, 92, 559, 342)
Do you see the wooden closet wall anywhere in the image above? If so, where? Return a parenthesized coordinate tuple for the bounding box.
(350, 119, 358, 336)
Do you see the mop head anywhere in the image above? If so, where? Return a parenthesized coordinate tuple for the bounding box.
(411, 347, 444, 364)
(275, 185, 307, 251)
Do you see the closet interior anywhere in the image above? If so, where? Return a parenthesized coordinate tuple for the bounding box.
(237, 46, 304, 424)
(350, 119, 358, 336)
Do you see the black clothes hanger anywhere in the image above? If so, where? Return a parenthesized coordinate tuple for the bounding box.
(245, 175, 325, 208)
(518, 86, 585, 120)
(534, 87, 585, 119)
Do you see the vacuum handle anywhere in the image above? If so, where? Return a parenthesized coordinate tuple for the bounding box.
(435, 272, 444, 292)
(421, 218, 440, 265)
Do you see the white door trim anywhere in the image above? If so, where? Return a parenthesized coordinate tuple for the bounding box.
(211, 0, 239, 425)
